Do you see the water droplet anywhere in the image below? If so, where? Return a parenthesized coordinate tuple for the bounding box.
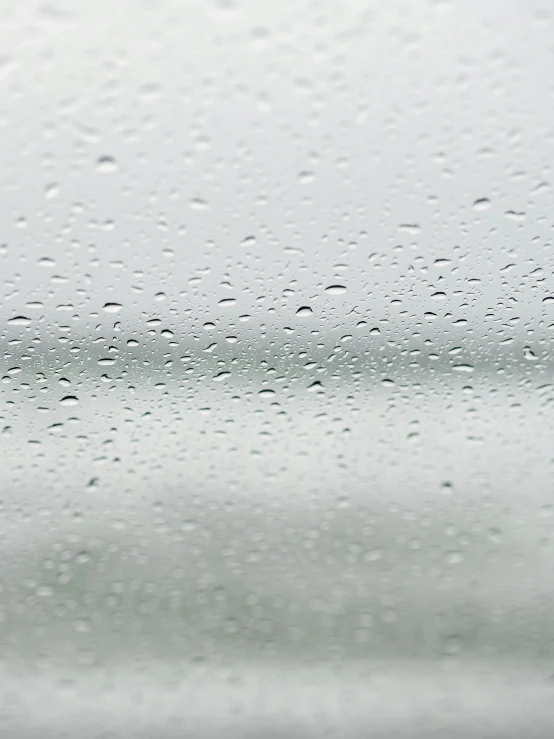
(103, 302, 122, 313)
(38, 257, 55, 267)
(443, 635, 464, 655)
(504, 210, 526, 221)
(44, 182, 59, 199)
(445, 550, 464, 564)
(73, 618, 92, 633)
(307, 380, 323, 391)
(524, 346, 538, 361)
(60, 395, 79, 407)
(189, 197, 208, 210)
(364, 549, 383, 562)
(298, 171, 314, 183)
(218, 298, 236, 307)
(543, 297, 554, 305)
(8, 316, 31, 326)
(213, 371, 231, 381)
(259, 388, 275, 397)
(473, 198, 491, 211)
(296, 306, 313, 317)
(325, 285, 347, 295)
(96, 156, 118, 173)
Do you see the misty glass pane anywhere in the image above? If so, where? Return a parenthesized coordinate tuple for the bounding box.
(1, 0, 554, 736)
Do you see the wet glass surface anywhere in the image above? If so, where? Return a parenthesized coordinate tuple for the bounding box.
(1, 0, 554, 736)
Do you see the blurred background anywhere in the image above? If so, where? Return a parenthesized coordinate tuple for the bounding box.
(2, 0, 554, 736)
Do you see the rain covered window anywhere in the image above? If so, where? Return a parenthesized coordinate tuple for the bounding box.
(1, 0, 554, 736)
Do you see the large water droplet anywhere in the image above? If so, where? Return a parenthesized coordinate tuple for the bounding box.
(60, 395, 79, 407)
(103, 302, 122, 313)
(8, 315, 31, 326)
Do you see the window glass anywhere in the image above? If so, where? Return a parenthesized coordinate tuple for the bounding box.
(1, 0, 553, 735)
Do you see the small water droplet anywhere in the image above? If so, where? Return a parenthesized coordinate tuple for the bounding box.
(473, 198, 491, 211)
(307, 380, 323, 391)
(73, 618, 92, 633)
(364, 549, 383, 562)
(443, 635, 464, 655)
(445, 550, 464, 564)
(96, 156, 118, 173)
(38, 257, 55, 267)
(45, 182, 59, 199)
(504, 210, 526, 221)
(524, 346, 538, 361)
(76, 551, 91, 564)
(189, 197, 208, 210)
